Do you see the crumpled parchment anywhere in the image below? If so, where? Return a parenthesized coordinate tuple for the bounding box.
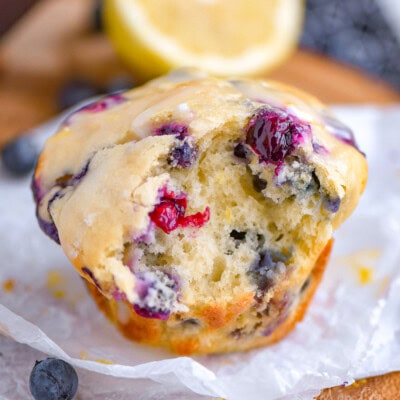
(0, 105, 400, 400)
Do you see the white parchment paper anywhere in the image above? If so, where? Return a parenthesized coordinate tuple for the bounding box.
(0, 106, 400, 400)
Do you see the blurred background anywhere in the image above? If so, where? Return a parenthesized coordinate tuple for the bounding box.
(0, 0, 399, 171)
(301, 0, 400, 90)
(1, 0, 400, 88)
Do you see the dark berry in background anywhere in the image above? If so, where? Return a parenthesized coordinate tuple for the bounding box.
(92, 0, 104, 32)
(29, 358, 78, 400)
(106, 75, 136, 93)
(301, 0, 400, 89)
(1, 136, 38, 176)
(58, 80, 101, 110)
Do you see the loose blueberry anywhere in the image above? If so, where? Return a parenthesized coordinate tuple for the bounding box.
(29, 358, 78, 400)
(168, 139, 198, 168)
(149, 188, 210, 234)
(1, 136, 38, 176)
(252, 174, 267, 192)
(233, 142, 251, 159)
(246, 107, 311, 165)
(58, 80, 100, 110)
(156, 123, 188, 139)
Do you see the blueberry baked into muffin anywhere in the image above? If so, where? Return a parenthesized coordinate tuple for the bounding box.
(32, 69, 367, 354)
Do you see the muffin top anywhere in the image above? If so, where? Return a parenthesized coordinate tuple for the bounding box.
(33, 69, 367, 310)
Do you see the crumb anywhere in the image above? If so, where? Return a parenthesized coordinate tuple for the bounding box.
(2, 279, 15, 293)
(357, 266, 373, 285)
(348, 378, 367, 388)
(47, 270, 66, 298)
(47, 270, 64, 288)
(95, 359, 114, 365)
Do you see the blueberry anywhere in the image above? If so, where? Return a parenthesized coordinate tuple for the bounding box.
(246, 107, 311, 165)
(58, 80, 100, 110)
(181, 318, 201, 327)
(249, 249, 288, 297)
(29, 358, 78, 400)
(1, 136, 38, 176)
(37, 215, 60, 245)
(168, 139, 198, 168)
(156, 123, 188, 139)
(300, 276, 311, 294)
(133, 270, 179, 320)
(233, 142, 251, 159)
(306, 171, 321, 192)
(323, 196, 341, 213)
(252, 174, 267, 192)
(82, 267, 102, 290)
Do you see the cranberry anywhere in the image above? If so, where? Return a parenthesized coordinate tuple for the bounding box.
(179, 207, 210, 229)
(149, 188, 210, 234)
(246, 107, 311, 165)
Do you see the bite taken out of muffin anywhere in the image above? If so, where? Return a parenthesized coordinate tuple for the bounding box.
(32, 69, 367, 355)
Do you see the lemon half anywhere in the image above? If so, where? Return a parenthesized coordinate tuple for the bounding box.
(104, 0, 305, 80)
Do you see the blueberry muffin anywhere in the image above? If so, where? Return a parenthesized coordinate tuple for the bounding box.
(33, 69, 367, 354)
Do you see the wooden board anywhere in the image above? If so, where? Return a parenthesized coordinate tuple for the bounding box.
(0, 0, 399, 398)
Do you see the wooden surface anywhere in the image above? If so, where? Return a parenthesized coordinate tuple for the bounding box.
(0, 0, 399, 398)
